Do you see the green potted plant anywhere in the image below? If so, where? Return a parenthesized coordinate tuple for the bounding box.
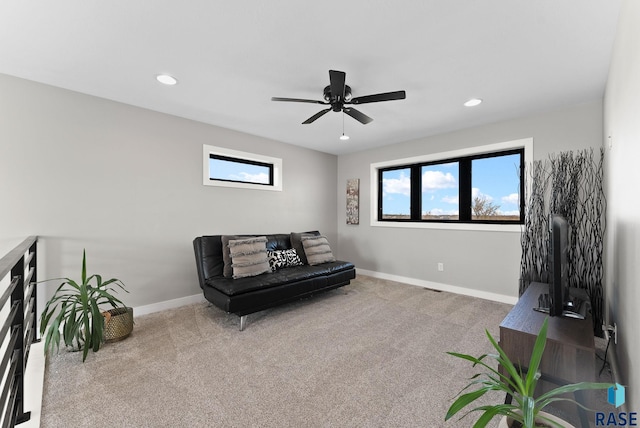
(445, 317, 613, 428)
(39, 250, 129, 361)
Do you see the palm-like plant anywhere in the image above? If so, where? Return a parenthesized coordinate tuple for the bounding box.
(39, 250, 128, 362)
(445, 317, 612, 428)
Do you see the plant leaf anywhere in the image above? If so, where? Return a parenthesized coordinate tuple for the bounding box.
(484, 329, 526, 395)
(445, 387, 492, 420)
(82, 249, 87, 284)
(524, 317, 548, 396)
(522, 395, 535, 428)
(471, 404, 519, 428)
(536, 382, 614, 411)
(90, 299, 103, 352)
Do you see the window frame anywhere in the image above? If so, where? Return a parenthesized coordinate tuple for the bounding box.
(370, 138, 533, 232)
(202, 145, 282, 191)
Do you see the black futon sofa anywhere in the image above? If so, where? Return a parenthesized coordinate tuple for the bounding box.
(193, 232, 355, 330)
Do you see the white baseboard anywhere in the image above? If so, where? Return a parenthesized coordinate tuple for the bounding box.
(133, 293, 206, 317)
(356, 268, 518, 305)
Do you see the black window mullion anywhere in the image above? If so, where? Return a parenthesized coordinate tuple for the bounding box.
(410, 165, 421, 220)
(459, 159, 472, 221)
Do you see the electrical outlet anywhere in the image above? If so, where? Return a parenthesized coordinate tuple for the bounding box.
(437, 263, 444, 272)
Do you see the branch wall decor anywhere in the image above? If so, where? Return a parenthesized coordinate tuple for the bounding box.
(520, 148, 606, 335)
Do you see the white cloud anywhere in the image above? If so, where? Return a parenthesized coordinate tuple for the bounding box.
(422, 170, 457, 192)
(501, 193, 519, 205)
(231, 172, 270, 184)
(472, 187, 493, 201)
(383, 173, 411, 196)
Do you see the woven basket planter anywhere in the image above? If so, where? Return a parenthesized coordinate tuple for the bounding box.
(103, 307, 134, 343)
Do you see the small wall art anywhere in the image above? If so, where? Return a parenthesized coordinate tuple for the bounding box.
(346, 178, 359, 225)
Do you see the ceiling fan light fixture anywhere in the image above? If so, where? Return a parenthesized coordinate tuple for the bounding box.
(156, 74, 178, 85)
(344, 85, 352, 101)
(464, 98, 482, 107)
(272, 70, 406, 125)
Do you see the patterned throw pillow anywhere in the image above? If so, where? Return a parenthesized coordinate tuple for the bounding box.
(267, 249, 303, 271)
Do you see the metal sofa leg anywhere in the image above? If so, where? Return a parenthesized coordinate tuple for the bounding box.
(239, 315, 247, 331)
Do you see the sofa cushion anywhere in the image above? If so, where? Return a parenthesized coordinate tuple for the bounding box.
(228, 237, 271, 279)
(290, 230, 320, 264)
(221, 235, 244, 278)
(196, 235, 224, 279)
(301, 235, 336, 265)
(265, 234, 292, 251)
(267, 248, 303, 271)
(205, 260, 355, 296)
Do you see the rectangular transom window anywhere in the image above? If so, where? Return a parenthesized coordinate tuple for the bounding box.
(203, 145, 282, 191)
(372, 139, 531, 230)
(209, 155, 273, 185)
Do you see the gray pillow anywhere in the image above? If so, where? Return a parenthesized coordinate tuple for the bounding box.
(300, 235, 336, 266)
(228, 236, 271, 279)
(221, 235, 243, 277)
(290, 231, 320, 265)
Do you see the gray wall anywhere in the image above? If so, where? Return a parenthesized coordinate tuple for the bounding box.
(336, 100, 603, 301)
(604, 0, 640, 410)
(0, 74, 338, 307)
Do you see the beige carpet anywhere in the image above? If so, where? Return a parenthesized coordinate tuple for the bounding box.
(40, 275, 525, 427)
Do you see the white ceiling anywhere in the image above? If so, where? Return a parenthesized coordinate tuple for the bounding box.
(0, 1, 621, 155)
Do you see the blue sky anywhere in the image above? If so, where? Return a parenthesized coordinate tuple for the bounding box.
(382, 154, 520, 216)
(210, 158, 270, 184)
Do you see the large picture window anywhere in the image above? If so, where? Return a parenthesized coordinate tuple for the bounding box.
(372, 139, 531, 229)
(203, 145, 282, 191)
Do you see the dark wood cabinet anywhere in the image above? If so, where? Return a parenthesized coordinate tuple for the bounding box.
(499, 282, 596, 425)
(500, 282, 595, 383)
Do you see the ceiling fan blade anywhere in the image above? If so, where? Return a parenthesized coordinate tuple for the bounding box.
(271, 97, 327, 104)
(302, 108, 331, 124)
(329, 70, 346, 101)
(344, 107, 373, 124)
(350, 90, 406, 105)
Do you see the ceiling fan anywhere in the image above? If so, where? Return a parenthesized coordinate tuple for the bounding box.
(271, 70, 406, 125)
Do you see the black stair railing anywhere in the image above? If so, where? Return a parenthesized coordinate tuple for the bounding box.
(0, 236, 38, 427)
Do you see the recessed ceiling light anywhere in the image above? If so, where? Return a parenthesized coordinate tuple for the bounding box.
(464, 98, 482, 107)
(156, 74, 178, 85)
